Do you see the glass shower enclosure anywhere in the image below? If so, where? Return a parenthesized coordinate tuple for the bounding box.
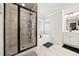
(4, 3, 37, 56)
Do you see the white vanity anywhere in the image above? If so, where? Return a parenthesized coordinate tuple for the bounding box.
(63, 32, 79, 49)
(63, 8, 79, 49)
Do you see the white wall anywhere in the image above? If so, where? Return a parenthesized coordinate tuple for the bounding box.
(0, 4, 4, 56)
(45, 10, 63, 46)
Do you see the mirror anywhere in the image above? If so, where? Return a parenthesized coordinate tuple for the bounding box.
(66, 14, 79, 32)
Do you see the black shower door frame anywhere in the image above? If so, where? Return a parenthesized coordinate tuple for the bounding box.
(4, 3, 37, 56)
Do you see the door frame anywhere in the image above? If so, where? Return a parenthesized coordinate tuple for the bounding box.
(4, 3, 37, 56)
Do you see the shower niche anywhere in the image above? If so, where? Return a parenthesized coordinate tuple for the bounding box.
(4, 3, 37, 56)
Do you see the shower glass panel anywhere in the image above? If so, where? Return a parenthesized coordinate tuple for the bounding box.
(20, 8, 37, 50)
(4, 3, 37, 56)
(5, 4, 18, 55)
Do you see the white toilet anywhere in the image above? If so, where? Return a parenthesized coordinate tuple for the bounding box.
(38, 33, 52, 46)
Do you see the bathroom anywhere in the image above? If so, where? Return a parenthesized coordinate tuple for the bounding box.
(0, 3, 79, 56)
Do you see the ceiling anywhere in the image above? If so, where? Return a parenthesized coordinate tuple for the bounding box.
(17, 3, 79, 17)
(38, 3, 79, 17)
(18, 3, 37, 12)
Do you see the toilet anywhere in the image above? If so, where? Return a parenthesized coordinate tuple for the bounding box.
(38, 33, 52, 46)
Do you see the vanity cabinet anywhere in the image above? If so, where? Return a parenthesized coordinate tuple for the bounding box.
(64, 32, 79, 49)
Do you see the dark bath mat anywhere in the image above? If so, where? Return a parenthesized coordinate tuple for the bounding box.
(43, 42, 53, 48)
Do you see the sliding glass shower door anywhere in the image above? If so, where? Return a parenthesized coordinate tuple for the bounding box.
(20, 8, 37, 50)
(5, 4, 18, 56)
(4, 3, 37, 56)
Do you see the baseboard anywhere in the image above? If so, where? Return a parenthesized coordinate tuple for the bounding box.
(63, 44, 79, 53)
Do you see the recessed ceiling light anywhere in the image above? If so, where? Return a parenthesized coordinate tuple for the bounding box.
(21, 3, 25, 6)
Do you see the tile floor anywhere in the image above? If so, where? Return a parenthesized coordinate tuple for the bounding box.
(16, 44, 79, 56)
(34, 44, 79, 56)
